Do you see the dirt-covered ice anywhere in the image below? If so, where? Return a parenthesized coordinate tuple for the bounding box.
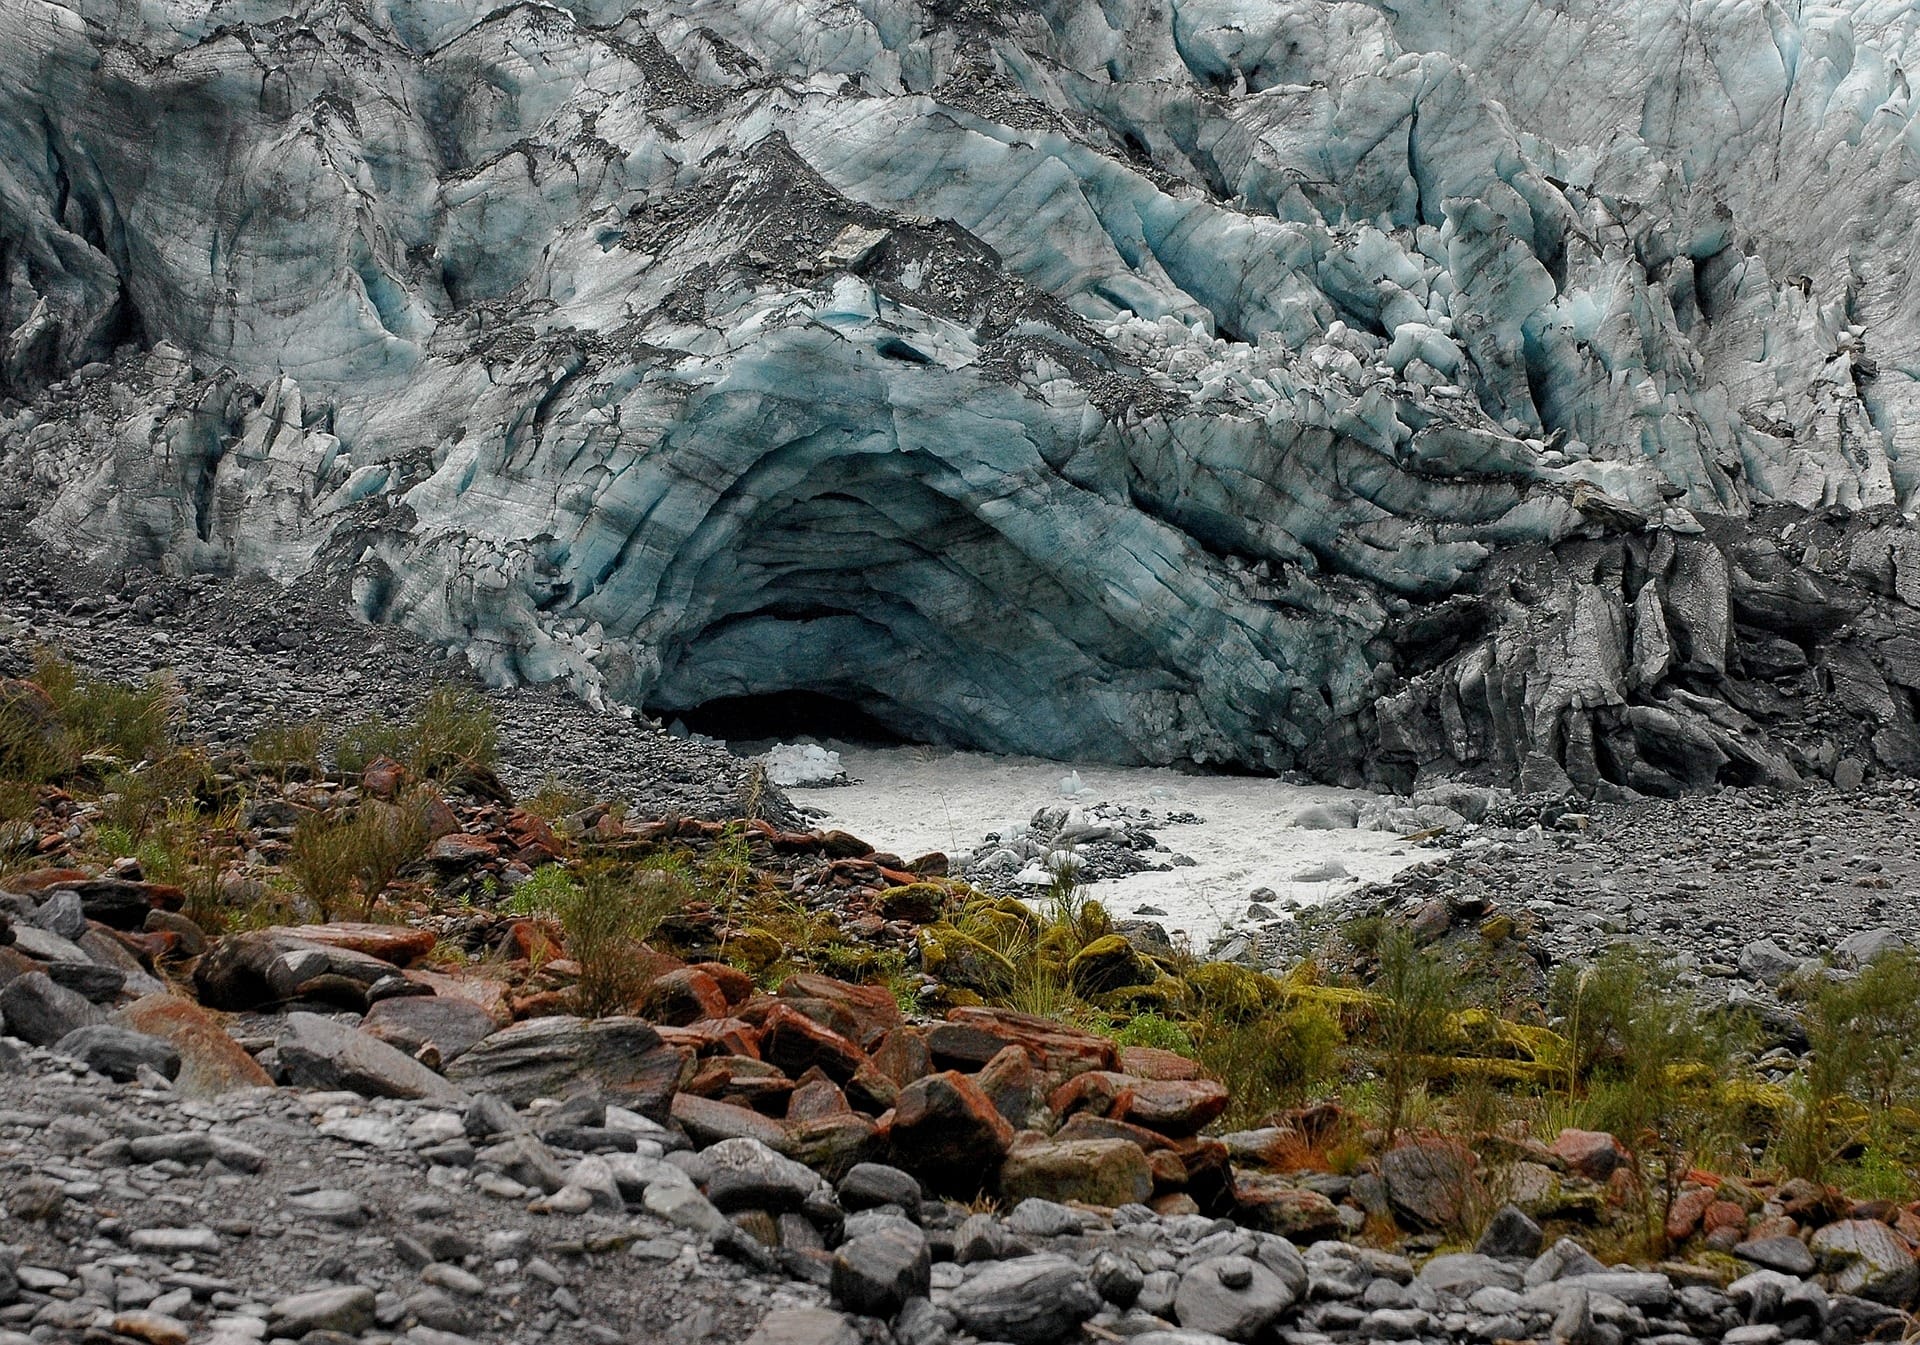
(789, 743, 1442, 950)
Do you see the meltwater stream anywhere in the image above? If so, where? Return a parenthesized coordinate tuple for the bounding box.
(768, 743, 1443, 951)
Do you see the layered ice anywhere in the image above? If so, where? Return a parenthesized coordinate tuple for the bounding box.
(3, 0, 1920, 793)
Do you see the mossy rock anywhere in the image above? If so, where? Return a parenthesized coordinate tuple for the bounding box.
(1479, 913, 1515, 944)
(1067, 934, 1159, 998)
(725, 927, 783, 973)
(1097, 977, 1190, 1016)
(1036, 921, 1083, 964)
(918, 922, 1016, 997)
(1074, 900, 1114, 941)
(877, 882, 952, 924)
(959, 905, 1035, 953)
(1185, 962, 1281, 1021)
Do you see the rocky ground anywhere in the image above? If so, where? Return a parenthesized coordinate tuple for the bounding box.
(0, 503, 792, 828)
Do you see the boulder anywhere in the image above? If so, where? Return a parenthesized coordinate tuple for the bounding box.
(870, 1028, 934, 1087)
(1547, 1129, 1629, 1181)
(831, 1224, 930, 1317)
(1810, 1219, 1919, 1303)
(944, 1254, 1101, 1344)
(784, 1112, 881, 1181)
(936, 1007, 1118, 1086)
(975, 1043, 1041, 1129)
(54, 1024, 180, 1081)
(778, 972, 906, 1047)
(361, 994, 499, 1063)
(702, 1137, 827, 1213)
(267, 923, 437, 966)
(1735, 1235, 1817, 1277)
(1230, 1174, 1344, 1241)
(999, 1135, 1153, 1209)
(888, 1070, 1014, 1196)
(639, 968, 730, 1026)
(1417, 1253, 1525, 1297)
(1381, 1141, 1478, 1230)
(1738, 938, 1805, 987)
(837, 1162, 922, 1212)
(1173, 1255, 1294, 1342)
(267, 1286, 376, 1338)
(670, 1092, 792, 1150)
(743, 1307, 862, 1345)
(1114, 1078, 1230, 1137)
(277, 1012, 467, 1103)
(0, 970, 105, 1045)
(759, 1003, 869, 1082)
(1117, 1046, 1203, 1081)
(111, 994, 272, 1097)
(1066, 935, 1157, 997)
(446, 1016, 684, 1115)
(1476, 1205, 1545, 1260)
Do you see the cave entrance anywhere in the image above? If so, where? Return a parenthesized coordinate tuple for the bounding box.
(664, 690, 911, 748)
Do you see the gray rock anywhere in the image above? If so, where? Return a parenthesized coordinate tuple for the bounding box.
(1006, 1198, 1084, 1238)
(1476, 1204, 1545, 1260)
(463, 1091, 521, 1138)
(1090, 1249, 1144, 1308)
(837, 1162, 921, 1213)
(830, 1224, 930, 1317)
(286, 1189, 368, 1227)
(742, 1307, 862, 1345)
(267, 1285, 376, 1337)
(1526, 1238, 1607, 1286)
(945, 1254, 1102, 1343)
(474, 1135, 568, 1193)
(26, 890, 86, 941)
(53, 1025, 180, 1081)
(643, 1182, 729, 1238)
(1361, 1306, 1432, 1338)
(1173, 1255, 1294, 1341)
(953, 1212, 1010, 1264)
(1735, 1235, 1817, 1277)
(445, 1015, 680, 1114)
(1837, 928, 1908, 968)
(277, 1011, 467, 1103)
(1417, 1252, 1525, 1297)
(702, 1137, 827, 1213)
(1809, 1219, 1919, 1303)
(1739, 938, 1805, 986)
(0, 971, 105, 1045)
(1556, 1271, 1673, 1309)
(893, 1296, 956, 1345)
(1380, 1142, 1474, 1229)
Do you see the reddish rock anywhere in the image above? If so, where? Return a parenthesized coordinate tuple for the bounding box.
(1231, 1173, 1345, 1240)
(788, 1072, 853, 1122)
(0, 946, 36, 985)
(1550, 1128, 1629, 1181)
(1113, 1078, 1231, 1137)
(111, 994, 272, 1098)
(820, 830, 873, 859)
(268, 923, 437, 967)
(503, 810, 563, 863)
(845, 1063, 900, 1115)
(975, 1044, 1041, 1129)
(671, 1092, 792, 1150)
(685, 1056, 797, 1111)
(429, 832, 500, 867)
(639, 968, 730, 1027)
(1705, 1200, 1750, 1234)
(1381, 1140, 1481, 1230)
(1048, 1070, 1130, 1120)
(942, 1007, 1118, 1087)
(360, 757, 408, 799)
(1667, 1186, 1717, 1241)
(871, 1029, 933, 1088)
(757, 994, 862, 1045)
(760, 1003, 869, 1083)
(1153, 1193, 1202, 1218)
(405, 969, 513, 1026)
(502, 919, 561, 962)
(887, 1070, 1015, 1197)
(1118, 1046, 1204, 1081)
(778, 973, 905, 1048)
(1749, 1214, 1800, 1242)
(5, 867, 92, 894)
(689, 962, 756, 1006)
(655, 1018, 762, 1060)
(1147, 1149, 1187, 1190)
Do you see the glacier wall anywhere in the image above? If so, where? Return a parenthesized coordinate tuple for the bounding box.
(4, 0, 1920, 793)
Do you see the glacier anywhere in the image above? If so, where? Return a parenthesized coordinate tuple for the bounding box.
(3, 0, 1920, 794)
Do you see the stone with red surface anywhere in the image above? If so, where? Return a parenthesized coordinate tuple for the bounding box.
(777, 973, 904, 1048)
(1549, 1128, 1629, 1181)
(639, 968, 730, 1026)
(887, 1070, 1014, 1196)
(760, 1003, 869, 1083)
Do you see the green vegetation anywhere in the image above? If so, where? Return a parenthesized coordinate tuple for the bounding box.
(286, 792, 432, 921)
(549, 866, 683, 1017)
(336, 684, 497, 779)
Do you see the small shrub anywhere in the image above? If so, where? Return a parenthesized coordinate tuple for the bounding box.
(1197, 1002, 1345, 1128)
(250, 717, 324, 781)
(335, 684, 497, 780)
(286, 794, 431, 921)
(554, 867, 683, 1017)
(506, 864, 580, 915)
(32, 651, 174, 763)
(1373, 928, 1456, 1144)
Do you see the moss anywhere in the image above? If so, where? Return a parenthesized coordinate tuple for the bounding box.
(726, 927, 784, 973)
(1098, 978, 1191, 1017)
(876, 882, 952, 923)
(1186, 962, 1282, 1022)
(1067, 934, 1158, 998)
(918, 922, 1016, 997)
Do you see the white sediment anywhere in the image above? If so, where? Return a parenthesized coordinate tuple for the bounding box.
(800, 744, 1441, 950)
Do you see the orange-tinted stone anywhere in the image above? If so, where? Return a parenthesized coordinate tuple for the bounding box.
(111, 994, 271, 1098)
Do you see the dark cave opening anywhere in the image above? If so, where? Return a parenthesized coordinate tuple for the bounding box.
(664, 690, 911, 747)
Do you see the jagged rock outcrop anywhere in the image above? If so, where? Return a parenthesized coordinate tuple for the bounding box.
(3, 0, 1919, 792)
